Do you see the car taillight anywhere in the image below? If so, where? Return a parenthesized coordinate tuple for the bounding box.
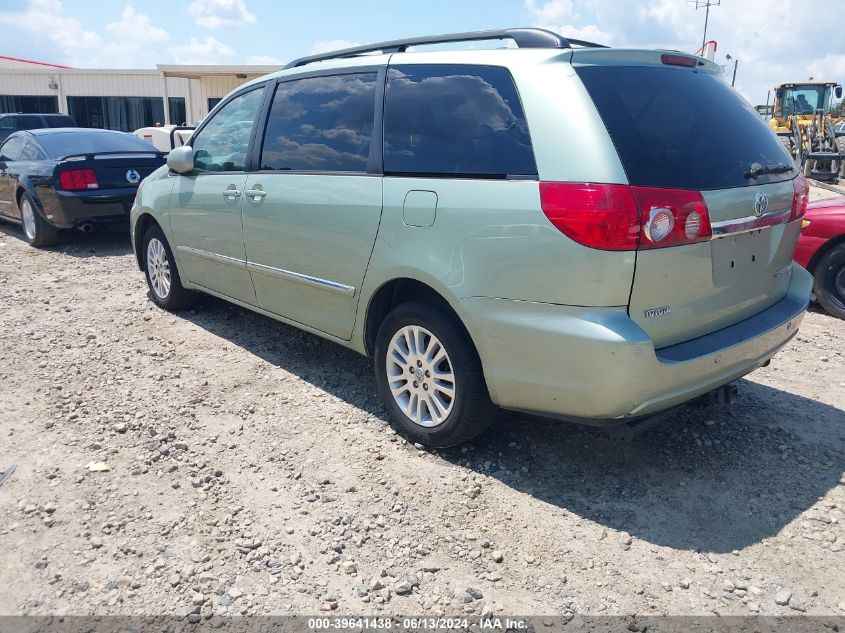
(539, 183, 711, 251)
(59, 169, 98, 190)
(790, 173, 808, 221)
(538, 183, 640, 251)
(631, 186, 711, 249)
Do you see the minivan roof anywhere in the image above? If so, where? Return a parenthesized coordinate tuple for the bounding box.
(237, 29, 720, 92)
(284, 28, 607, 69)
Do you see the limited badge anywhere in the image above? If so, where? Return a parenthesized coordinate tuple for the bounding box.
(644, 306, 671, 318)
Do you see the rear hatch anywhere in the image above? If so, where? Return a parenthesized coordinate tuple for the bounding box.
(573, 53, 804, 348)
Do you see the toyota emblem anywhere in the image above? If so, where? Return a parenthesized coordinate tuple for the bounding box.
(126, 169, 141, 184)
(753, 192, 768, 217)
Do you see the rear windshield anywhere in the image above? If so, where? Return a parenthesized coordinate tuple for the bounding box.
(576, 65, 795, 190)
(37, 132, 156, 158)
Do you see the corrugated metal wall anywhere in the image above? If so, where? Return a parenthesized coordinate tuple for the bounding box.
(0, 73, 56, 96)
(192, 74, 267, 122)
(0, 70, 263, 123)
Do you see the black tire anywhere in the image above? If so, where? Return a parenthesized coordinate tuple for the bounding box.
(373, 298, 497, 447)
(19, 192, 58, 248)
(813, 242, 845, 320)
(141, 224, 197, 310)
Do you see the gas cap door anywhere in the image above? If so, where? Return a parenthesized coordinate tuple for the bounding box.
(402, 190, 438, 227)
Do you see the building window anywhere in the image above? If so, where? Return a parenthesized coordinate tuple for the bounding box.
(207, 98, 223, 112)
(169, 97, 187, 126)
(66, 96, 165, 132)
(0, 95, 59, 114)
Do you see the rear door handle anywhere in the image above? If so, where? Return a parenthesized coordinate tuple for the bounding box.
(222, 188, 242, 199)
(245, 189, 267, 201)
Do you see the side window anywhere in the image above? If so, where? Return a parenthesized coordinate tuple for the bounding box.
(260, 73, 377, 172)
(384, 65, 537, 177)
(191, 87, 264, 173)
(20, 141, 45, 161)
(0, 136, 24, 161)
(15, 115, 43, 131)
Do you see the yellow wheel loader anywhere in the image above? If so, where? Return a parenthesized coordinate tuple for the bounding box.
(769, 81, 845, 182)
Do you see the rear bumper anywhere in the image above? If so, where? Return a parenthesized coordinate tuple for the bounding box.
(46, 188, 136, 229)
(458, 265, 812, 423)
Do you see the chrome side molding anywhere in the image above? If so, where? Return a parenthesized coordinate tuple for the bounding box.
(247, 262, 356, 298)
(177, 245, 247, 267)
(177, 245, 356, 298)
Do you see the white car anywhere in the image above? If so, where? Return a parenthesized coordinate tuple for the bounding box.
(133, 125, 194, 153)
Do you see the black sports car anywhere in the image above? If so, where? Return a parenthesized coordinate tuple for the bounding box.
(0, 128, 165, 247)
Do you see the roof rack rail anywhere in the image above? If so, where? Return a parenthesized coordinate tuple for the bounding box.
(284, 28, 607, 69)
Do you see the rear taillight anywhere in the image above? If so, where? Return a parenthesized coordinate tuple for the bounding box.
(539, 183, 711, 251)
(631, 187, 711, 249)
(539, 183, 640, 251)
(59, 169, 98, 190)
(790, 173, 808, 221)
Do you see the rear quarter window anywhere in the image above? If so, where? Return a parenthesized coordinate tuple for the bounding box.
(576, 65, 794, 190)
(383, 64, 536, 178)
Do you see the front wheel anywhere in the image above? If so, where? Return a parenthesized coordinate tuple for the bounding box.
(141, 224, 197, 310)
(374, 299, 497, 447)
(814, 242, 845, 319)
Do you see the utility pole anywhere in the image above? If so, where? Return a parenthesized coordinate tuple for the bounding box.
(692, 0, 721, 50)
(726, 54, 739, 87)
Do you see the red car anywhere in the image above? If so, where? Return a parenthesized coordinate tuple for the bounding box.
(795, 195, 845, 318)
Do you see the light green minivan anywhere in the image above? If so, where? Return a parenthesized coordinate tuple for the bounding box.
(130, 29, 812, 447)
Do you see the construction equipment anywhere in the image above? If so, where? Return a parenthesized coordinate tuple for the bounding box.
(769, 81, 845, 182)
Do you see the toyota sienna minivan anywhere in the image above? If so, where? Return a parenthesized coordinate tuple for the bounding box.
(130, 29, 812, 447)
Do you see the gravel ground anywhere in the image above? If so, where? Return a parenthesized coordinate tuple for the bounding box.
(0, 197, 843, 620)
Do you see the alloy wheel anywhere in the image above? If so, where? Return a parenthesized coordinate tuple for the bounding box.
(21, 198, 36, 241)
(146, 237, 171, 299)
(386, 325, 456, 427)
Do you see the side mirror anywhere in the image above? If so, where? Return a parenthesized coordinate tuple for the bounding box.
(836, 85, 843, 99)
(167, 145, 194, 174)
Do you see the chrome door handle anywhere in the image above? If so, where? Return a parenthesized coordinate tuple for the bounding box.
(245, 189, 267, 201)
(222, 188, 242, 199)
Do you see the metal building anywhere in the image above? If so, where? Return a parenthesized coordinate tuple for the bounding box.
(0, 55, 281, 131)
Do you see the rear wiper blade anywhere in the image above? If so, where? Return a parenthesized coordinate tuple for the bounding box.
(744, 163, 794, 179)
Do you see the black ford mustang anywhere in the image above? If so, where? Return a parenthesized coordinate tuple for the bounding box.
(0, 128, 165, 247)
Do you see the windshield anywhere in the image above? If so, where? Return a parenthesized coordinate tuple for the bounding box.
(780, 86, 827, 116)
(576, 65, 795, 190)
(37, 131, 156, 159)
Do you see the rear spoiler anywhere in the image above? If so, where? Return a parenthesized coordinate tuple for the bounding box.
(59, 150, 166, 161)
